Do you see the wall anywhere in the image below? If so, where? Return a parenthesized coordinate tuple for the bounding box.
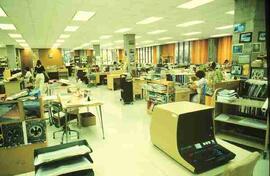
(38, 48, 63, 67)
(20, 49, 34, 68)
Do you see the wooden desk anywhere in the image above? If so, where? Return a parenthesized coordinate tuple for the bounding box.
(133, 78, 147, 98)
(58, 94, 105, 142)
(107, 74, 121, 90)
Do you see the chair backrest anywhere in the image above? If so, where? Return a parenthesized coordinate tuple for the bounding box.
(223, 152, 260, 176)
(48, 102, 63, 128)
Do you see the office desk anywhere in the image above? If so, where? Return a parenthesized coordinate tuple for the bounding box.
(107, 74, 121, 90)
(58, 94, 105, 142)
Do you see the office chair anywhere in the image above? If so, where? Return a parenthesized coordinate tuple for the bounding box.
(48, 102, 80, 143)
(223, 152, 260, 176)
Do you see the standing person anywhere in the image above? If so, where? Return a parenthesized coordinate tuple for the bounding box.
(190, 70, 207, 104)
(24, 67, 33, 88)
(34, 60, 47, 93)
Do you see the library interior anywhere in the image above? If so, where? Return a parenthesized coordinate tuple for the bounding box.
(0, 0, 269, 176)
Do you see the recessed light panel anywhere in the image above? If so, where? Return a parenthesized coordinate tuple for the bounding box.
(114, 28, 131, 33)
(176, 20, 204, 27)
(182, 32, 201, 36)
(215, 25, 233, 30)
(177, 0, 215, 9)
(136, 17, 163, 24)
(15, 39, 26, 43)
(73, 11, 96, 21)
(8, 33, 22, 38)
(158, 37, 172, 41)
(56, 39, 65, 43)
(210, 33, 231, 37)
(0, 7, 7, 17)
(59, 34, 70, 38)
(0, 24, 16, 30)
(64, 26, 79, 32)
(147, 29, 167, 35)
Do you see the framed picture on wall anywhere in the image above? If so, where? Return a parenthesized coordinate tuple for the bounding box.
(252, 43, 261, 53)
(232, 44, 244, 54)
(239, 32, 252, 43)
(234, 23, 246, 33)
(258, 32, 266, 42)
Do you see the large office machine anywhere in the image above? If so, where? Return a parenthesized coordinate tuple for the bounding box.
(150, 102, 236, 174)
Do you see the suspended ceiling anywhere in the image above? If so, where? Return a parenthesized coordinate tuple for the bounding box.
(0, 0, 234, 49)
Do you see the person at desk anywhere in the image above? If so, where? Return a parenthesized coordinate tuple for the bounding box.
(223, 59, 232, 73)
(207, 62, 224, 85)
(34, 60, 48, 93)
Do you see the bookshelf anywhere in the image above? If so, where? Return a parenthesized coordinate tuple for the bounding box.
(214, 96, 269, 158)
(146, 80, 175, 113)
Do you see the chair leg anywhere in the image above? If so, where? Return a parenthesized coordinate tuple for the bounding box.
(61, 131, 66, 144)
(69, 129, 80, 139)
(53, 129, 64, 139)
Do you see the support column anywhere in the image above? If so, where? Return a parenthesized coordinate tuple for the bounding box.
(123, 34, 135, 73)
(208, 38, 218, 62)
(93, 44, 101, 65)
(6, 45, 17, 69)
(232, 0, 266, 62)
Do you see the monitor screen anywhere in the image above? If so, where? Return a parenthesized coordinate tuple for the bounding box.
(23, 100, 41, 119)
(178, 109, 214, 147)
(231, 65, 242, 75)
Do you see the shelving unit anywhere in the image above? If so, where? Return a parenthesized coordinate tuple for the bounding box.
(146, 80, 175, 113)
(214, 97, 269, 158)
(0, 57, 8, 68)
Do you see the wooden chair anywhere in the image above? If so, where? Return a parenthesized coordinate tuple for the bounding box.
(223, 152, 260, 176)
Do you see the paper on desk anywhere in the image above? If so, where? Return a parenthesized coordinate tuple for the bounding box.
(34, 145, 91, 166)
(36, 156, 92, 176)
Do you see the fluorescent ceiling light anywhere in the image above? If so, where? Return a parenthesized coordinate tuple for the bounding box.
(8, 33, 22, 38)
(210, 33, 231, 37)
(15, 39, 26, 43)
(135, 36, 142, 39)
(158, 37, 172, 41)
(20, 43, 29, 48)
(73, 11, 96, 21)
(64, 26, 79, 32)
(114, 28, 131, 33)
(148, 29, 167, 35)
(100, 35, 112, 39)
(90, 40, 99, 43)
(0, 24, 16, 30)
(59, 34, 70, 38)
(114, 40, 123, 43)
(56, 39, 65, 43)
(176, 20, 204, 27)
(215, 25, 233, 30)
(0, 7, 7, 17)
(136, 17, 163, 24)
(184, 38, 199, 41)
(177, 0, 214, 9)
(182, 32, 201, 36)
(226, 10, 234, 15)
(52, 43, 61, 48)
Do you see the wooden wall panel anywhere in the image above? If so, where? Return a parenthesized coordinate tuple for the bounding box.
(153, 46, 157, 64)
(191, 40, 208, 64)
(217, 36, 232, 64)
(39, 48, 64, 67)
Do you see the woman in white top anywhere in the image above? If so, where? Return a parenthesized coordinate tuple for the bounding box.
(190, 70, 207, 104)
